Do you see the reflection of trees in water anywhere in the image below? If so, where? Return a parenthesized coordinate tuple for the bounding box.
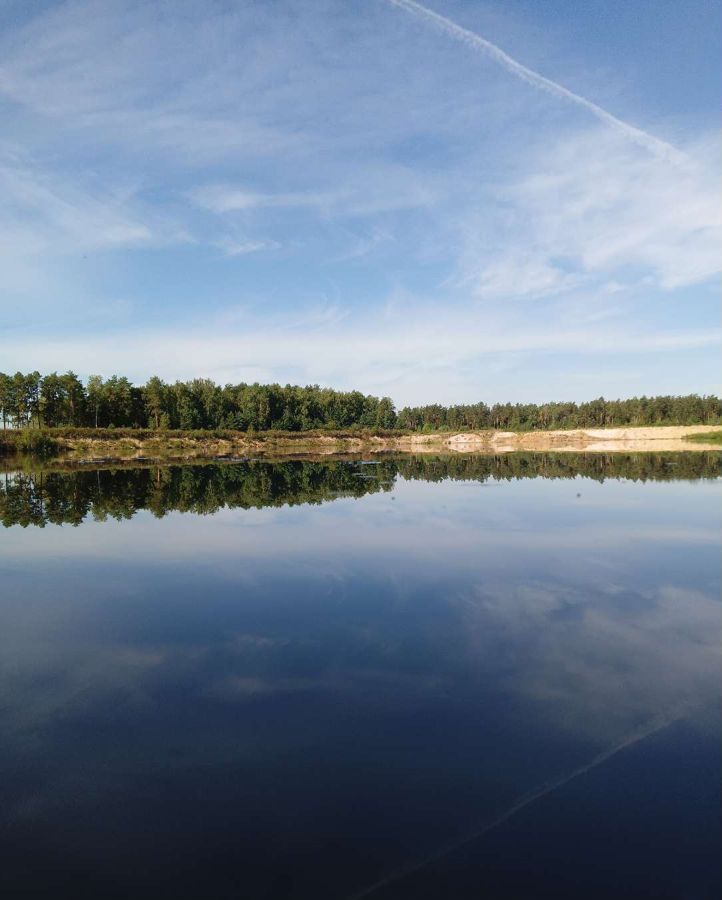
(2, 452, 720, 528)
(0, 460, 399, 528)
(395, 451, 722, 483)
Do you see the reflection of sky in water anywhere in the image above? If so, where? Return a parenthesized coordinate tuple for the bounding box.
(0, 470, 720, 898)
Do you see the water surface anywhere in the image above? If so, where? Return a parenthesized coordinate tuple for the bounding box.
(1, 454, 720, 898)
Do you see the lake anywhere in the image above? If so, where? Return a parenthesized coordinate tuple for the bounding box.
(1, 453, 720, 899)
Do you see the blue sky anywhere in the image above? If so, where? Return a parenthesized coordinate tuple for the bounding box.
(0, 0, 719, 406)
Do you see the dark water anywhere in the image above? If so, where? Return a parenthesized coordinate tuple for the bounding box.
(1, 454, 720, 899)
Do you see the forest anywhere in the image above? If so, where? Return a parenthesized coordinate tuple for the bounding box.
(1, 370, 720, 433)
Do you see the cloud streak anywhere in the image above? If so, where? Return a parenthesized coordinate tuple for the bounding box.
(383, 0, 685, 163)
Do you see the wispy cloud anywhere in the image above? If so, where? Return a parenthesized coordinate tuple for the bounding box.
(213, 238, 280, 257)
(192, 187, 332, 214)
(190, 173, 438, 220)
(1, 303, 718, 404)
(0, 154, 165, 257)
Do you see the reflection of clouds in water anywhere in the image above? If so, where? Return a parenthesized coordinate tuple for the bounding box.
(452, 580, 721, 742)
(0, 645, 166, 736)
(0, 585, 718, 849)
(0, 629, 289, 720)
(0, 621, 455, 826)
(1, 474, 719, 838)
(3, 574, 718, 756)
(3, 507, 718, 566)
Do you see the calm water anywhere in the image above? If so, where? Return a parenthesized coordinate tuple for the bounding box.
(1, 454, 720, 899)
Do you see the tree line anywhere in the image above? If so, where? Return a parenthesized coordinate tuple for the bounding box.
(1, 370, 720, 432)
(396, 395, 722, 431)
(0, 372, 396, 431)
(3, 453, 720, 528)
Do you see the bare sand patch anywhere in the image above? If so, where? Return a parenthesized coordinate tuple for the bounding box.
(400, 425, 722, 453)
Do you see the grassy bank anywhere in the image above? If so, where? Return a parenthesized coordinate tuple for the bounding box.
(685, 431, 722, 445)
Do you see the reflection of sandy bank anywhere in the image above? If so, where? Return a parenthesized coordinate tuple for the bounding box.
(465, 438, 721, 454)
(579, 438, 719, 452)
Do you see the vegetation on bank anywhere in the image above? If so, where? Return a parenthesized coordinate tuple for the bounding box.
(1, 370, 720, 434)
(0, 425, 408, 459)
(685, 431, 722, 445)
(0, 429, 60, 458)
(1, 425, 404, 441)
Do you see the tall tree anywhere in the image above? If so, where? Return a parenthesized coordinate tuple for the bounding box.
(60, 372, 86, 425)
(86, 375, 105, 428)
(0, 373, 12, 430)
(40, 373, 65, 427)
(144, 376, 167, 429)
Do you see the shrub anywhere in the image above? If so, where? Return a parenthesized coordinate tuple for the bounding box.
(17, 430, 61, 457)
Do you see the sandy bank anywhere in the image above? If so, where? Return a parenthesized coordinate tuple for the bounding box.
(438, 425, 722, 453)
(24, 424, 720, 464)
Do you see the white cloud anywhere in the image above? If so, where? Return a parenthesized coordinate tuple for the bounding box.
(192, 187, 332, 214)
(458, 130, 721, 299)
(214, 238, 280, 257)
(190, 172, 438, 220)
(464, 253, 582, 300)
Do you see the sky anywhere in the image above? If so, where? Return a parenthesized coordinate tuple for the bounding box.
(0, 0, 720, 407)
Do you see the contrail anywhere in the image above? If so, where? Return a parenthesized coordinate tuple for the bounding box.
(383, 0, 685, 164)
(347, 711, 683, 899)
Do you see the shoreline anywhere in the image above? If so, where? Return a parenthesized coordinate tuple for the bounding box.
(2, 424, 721, 466)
